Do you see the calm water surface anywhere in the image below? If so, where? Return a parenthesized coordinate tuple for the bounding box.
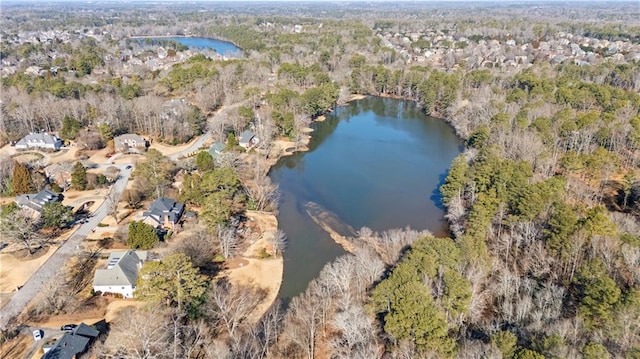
(270, 97, 463, 300)
(137, 36, 242, 57)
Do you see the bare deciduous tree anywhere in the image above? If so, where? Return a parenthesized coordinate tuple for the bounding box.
(36, 274, 77, 316)
(216, 225, 240, 259)
(204, 339, 232, 359)
(122, 188, 143, 209)
(106, 304, 172, 358)
(106, 190, 121, 224)
(357, 227, 429, 265)
(330, 304, 379, 359)
(251, 175, 280, 212)
(0, 156, 15, 194)
(77, 129, 104, 150)
(205, 280, 265, 337)
(269, 229, 287, 257)
(0, 210, 45, 255)
(280, 289, 322, 359)
(174, 223, 216, 268)
(254, 302, 284, 358)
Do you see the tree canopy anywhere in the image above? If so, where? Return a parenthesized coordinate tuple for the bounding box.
(127, 221, 159, 250)
(135, 253, 208, 314)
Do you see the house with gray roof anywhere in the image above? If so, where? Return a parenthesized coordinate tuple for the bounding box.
(114, 134, 147, 153)
(15, 132, 62, 151)
(208, 142, 225, 159)
(93, 250, 147, 298)
(15, 189, 63, 217)
(238, 130, 259, 149)
(42, 323, 99, 359)
(142, 197, 185, 230)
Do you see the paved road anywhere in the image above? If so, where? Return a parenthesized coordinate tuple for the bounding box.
(168, 101, 248, 161)
(0, 164, 133, 329)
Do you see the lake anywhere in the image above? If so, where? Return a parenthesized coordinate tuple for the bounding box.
(270, 96, 463, 300)
(135, 36, 242, 57)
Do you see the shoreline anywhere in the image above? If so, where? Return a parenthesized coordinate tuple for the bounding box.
(219, 210, 283, 323)
(240, 92, 449, 318)
(129, 34, 245, 53)
(232, 93, 368, 317)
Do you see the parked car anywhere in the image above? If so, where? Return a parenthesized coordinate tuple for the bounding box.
(32, 329, 42, 341)
(60, 324, 77, 331)
(125, 165, 132, 169)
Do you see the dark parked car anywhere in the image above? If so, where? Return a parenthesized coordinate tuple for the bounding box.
(60, 324, 77, 331)
(125, 165, 132, 169)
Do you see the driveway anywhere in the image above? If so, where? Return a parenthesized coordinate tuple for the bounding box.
(168, 101, 248, 161)
(22, 326, 65, 359)
(0, 164, 133, 329)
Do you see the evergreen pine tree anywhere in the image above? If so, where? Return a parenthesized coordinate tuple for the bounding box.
(12, 161, 34, 195)
(71, 161, 87, 190)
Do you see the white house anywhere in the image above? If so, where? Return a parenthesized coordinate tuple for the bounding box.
(113, 134, 147, 153)
(15, 132, 62, 150)
(93, 250, 147, 298)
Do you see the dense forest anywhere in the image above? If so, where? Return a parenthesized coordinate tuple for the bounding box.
(1, 1, 640, 358)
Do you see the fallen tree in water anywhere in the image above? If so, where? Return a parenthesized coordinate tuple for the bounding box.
(303, 201, 358, 253)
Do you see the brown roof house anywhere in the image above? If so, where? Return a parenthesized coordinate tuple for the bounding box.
(142, 197, 185, 231)
(114, 134, 147, 153)
(44, 162, 74, 188)
(93, 250, 147, 298)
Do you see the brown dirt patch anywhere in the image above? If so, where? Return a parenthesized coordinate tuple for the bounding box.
(7, 246, 52, 260)
(49, 147, 80, 163)
(0, 293, 14, 309)
(0, 334, 30, 359)
(0, 248, 57, 293)
(104, 299, 145, 322)
(87, 147, 112, 164)
(349, 94, 367, 101)
(221, 210, 283, 323)
(225, 257, 249, 269)
(12, 154, 41, 163)
(0, 143, 17, 157)
(27, 296, 143, 328)
(111, 154, 143, 165)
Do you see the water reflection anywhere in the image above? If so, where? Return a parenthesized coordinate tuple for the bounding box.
(270, 96, 462, 300)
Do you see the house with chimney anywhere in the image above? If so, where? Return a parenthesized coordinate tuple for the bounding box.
(142, 197, 185, 231)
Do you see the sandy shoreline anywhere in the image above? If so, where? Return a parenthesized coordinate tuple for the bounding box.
(229, 93, 369, 318)
(220, 210, 283, 323)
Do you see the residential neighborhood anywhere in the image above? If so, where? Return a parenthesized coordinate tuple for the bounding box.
(374, 27, 640, 71)
(0, 106, 283, 358)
